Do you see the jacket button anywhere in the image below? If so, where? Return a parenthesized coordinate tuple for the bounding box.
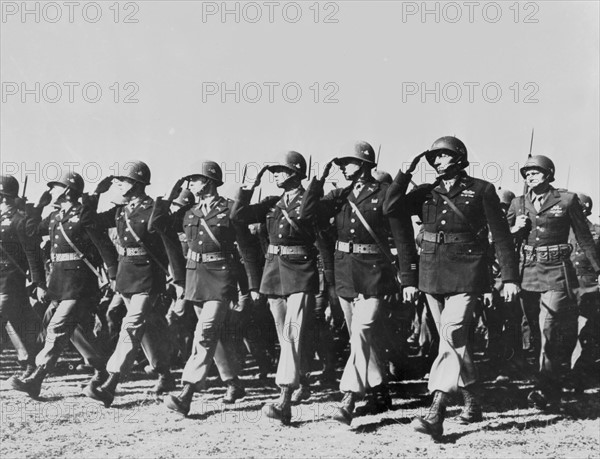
(465, 201, 469, 204)
(350, 229, 355, 233)
(199, 241, 203, 244)
(55, 235, 59, 239)
(536, 237, 540, 241)
(575, 262, 579, 265)
(441, 220, 446, 225)
(124, 236, 128, 240)
(280, 224, 284, 228)
(351, 219, 355, 223)
(278, 234, 282, 238)
(442, 210, 447, 214)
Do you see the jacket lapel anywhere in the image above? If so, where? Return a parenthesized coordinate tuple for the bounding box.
(204, 196, 228, 220)
(354, 181, 379, 205)
(538, 188, 562, 214)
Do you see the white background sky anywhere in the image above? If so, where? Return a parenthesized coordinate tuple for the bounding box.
(1, 1, 599, 219)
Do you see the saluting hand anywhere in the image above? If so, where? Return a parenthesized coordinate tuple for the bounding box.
(94, 176, 114, 195)
(252, 165, 269, 189)
(320, 158, 337, 182)
(36, 190, 52, 209)
(407, 151, 429, 174)
(167, 177, 187, 202)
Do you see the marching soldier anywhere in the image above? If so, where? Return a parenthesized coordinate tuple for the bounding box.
(10, 172, 118, 398)
(83, 160, 183, 407)
(508, 157, 600, 409)
(231, 151, 318, 424)
(1, 175, 45, 383)
(385, 136, 520, 439)
(569, 193, 600, 387)
(153, 161, 251, 416)
(304, 141, 418, 425)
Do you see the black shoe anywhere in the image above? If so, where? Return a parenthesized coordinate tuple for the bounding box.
(332, 392, 356, 425)
(457, 386, 483, 424)
(222, 380, 246, 404)
(6, 363, 36, 385)
(82, 368, 109, 390)
(10, 366, 46, 398)
(83, 372, 119, 408)
(262, 386, 292, 424)
(411, 391, 448, 439)
(291, 385, 311, 404)
(165, 384, 194, 416)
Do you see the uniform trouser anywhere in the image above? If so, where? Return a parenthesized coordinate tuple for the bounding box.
(426, 293, 478, 394)
(181, 301, 240, 388)
(268, 292, 314, 388)
(485, 291, 525, 366)
(106, 293, 171, 375)
(379, 295, 414, 371)
(571, 288, 600, 372)
(338, 295, 384, 396)
(301, 289, 335, 377)
(0, 288, 43, 364)
(36, 298, 106, 371)
(521, 290, 578, 392)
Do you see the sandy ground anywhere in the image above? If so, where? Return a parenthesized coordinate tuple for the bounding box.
(1, 350, 599, 458)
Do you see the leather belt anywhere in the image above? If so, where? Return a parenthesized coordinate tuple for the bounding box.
(267, 245, 310, 256)
(188, 249, 228, 263)
(422, 231, 475, 244)
(117, 246, 148, 257)
(51, 252, 80, 262)
(523, 243, 572, 262)
(335, 241, 380, 254)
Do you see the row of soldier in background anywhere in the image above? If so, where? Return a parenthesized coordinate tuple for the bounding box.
(1, 137, 598, 439)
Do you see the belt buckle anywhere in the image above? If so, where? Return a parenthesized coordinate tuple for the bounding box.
(275, 245, 282, 255)
(438, 231, 445, 243)
(348, 242, 353, 253)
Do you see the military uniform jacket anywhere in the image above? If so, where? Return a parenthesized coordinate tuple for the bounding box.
(152, 196, 257, 302)
(95, 196, 172, 295)
(508, 188, 600, 292)
(304, 177, 415, 298)
(231, 187, 318, 296)
(30, 202, 118, 301)
(0, 208, 46, 294)
(569, 220, 600, 290)
(385, 171, 519, 295)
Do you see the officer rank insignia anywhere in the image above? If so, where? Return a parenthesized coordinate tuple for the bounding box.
(549, 205, 564, 215)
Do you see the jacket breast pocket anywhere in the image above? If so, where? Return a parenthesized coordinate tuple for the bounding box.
(184, 220, 199, 240)
(421, 201, 437, 224)
(205, 259, 230, 272)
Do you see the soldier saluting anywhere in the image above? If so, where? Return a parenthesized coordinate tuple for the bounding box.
(10, 172, 118, 398)
(152, 161, 251, 416)
(508, 155, 600, 410)
(231, 151, 318, 424)
(1, 175, 45, 383)
(83, 161, 183, 407)
(384, 136, 520, 439)
(303, 141, 418, 425)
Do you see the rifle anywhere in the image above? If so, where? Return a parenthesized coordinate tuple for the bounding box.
(376, 145, 381, 169)
(22, 175, 28, 200)
(307, 155, 312, 181)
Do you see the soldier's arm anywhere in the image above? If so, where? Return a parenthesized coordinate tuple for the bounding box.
(80, 204, 119, 280)
(148, 197, 187, 234)
(15, 216, 46, 288)
(83, 194, 118, 230)
(300, 177, 342, 221)
(482, 183, 519, 283)
(569, 195, 600, 274)
(233, 221, 263, 292)
(384, 172, 431, 219)
(387, 211, 418, 287)
(231, 187, 277, 224)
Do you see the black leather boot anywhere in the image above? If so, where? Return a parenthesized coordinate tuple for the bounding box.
(222, 378, 246, 404)
(411, 390, 448, 439)
(262, 385, 292, 424)
(10, 366, 47, 398)
(333, 391, 357, 425)
(165, 383, 195, 416)
(151, 371, 176, 394)
(458, 386, 483, 424)
(7, 361, 36, 385)
(84, 372, 120, 407)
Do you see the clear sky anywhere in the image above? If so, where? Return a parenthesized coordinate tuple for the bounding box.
(1, 1, 598, 219)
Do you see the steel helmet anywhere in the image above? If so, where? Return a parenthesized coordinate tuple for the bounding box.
(117, 160, 151, 185)
(268, 151, 307, 179)
(425, 136, 469, 168)
(373, 170, 393, 184)
(186, 160, 223, 186)
(0, 175, 19, 198)
(576, 192, 593, 215)
(498, 189, 516, 207)
(48, 171, 85, 195)
(173, 188, 195, 207)
(520, 155, 555, 182)
(336, 141, 376, 168)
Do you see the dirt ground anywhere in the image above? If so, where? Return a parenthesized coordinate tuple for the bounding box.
(1, 350, 599, 458)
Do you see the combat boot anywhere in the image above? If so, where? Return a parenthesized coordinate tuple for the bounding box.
(332, 391, 357, 425)
(165, 383, 195, 416)
(262, 385, 292, 424)
(6, 361, 36, 385)
(10, 366, 47, 398)
(84, 372, 119, 407)
(411, 390, 448, 439)
(82, 368, 109, 390)
(458, 386, 483, 424)
(151, 371, 176, 394)
(222, 378, 246, 404)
